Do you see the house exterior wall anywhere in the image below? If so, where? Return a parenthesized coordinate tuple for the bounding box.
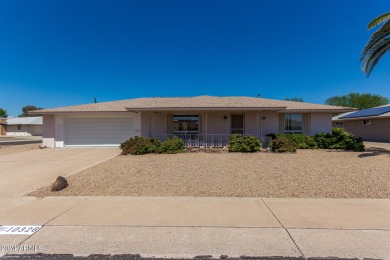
(55, 115, 65, 148)
(143, 110, 283, 137)
(206, 112, 230, 135)
(309, 112, 333, 135)
(43, 115, 55, 147)
(141, 112, 151, 137)
(244, 111, 258, 135)
(260, 111, 280, 136)
(338, 118, 390, 141)
(143, 110, 333, 137)
(151, 112, 167, 137)
(31, 125, 43, 136)
(6, 125, 31, 136)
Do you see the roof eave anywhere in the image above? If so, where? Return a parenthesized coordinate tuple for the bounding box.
(125, 107, 287, 112)
(278, 108, 356, 113)
(334, 115, 390, 121)
(29, 110, 130, 114)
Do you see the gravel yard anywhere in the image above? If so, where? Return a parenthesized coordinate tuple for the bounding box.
(0, 144, 40, 155)
(29, 142, 390, 198)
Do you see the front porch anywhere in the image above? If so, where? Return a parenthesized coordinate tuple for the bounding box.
(141, 110, 280, 148)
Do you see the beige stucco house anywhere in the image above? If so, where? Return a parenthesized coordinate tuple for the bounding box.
(3, 117, 43, 137)
(30, 96, 353, 148)
(332, 104, 390, 142)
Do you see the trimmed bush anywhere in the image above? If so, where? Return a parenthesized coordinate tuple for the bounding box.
(228, 134, 261, 152)
(271, 137, 298, 153)
(157, 137, 185, 154)
(277, 134, 317, 149)
(120, 136, 160, 155)
(120, 136, 185, 155)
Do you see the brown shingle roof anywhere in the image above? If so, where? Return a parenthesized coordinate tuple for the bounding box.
(31, 96, 355, 113)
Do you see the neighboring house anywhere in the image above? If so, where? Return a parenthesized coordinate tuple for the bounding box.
(5, 117, 43, 137)
(30, 96, 353, 148)
(332, 104, 390, 142)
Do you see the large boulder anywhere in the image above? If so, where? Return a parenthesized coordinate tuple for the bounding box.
(51, 176, 68, 192)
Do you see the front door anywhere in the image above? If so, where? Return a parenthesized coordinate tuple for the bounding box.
(231, 114, 244, 134)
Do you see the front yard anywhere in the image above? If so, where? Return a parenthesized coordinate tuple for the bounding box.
(29, 142, 390, 198)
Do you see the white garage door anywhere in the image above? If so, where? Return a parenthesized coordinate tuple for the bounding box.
(65, 116, 135, 146)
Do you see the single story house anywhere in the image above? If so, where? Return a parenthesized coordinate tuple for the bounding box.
(30, 96, 353, 148)
(4, 117, 43, 137)
(332, 104, 390, 142)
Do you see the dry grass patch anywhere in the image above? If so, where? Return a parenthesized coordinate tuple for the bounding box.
(29, 142, 390, 198)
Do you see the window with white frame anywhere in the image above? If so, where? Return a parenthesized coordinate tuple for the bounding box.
(335, 122, 344, 128)
(173, 115, 199, 134)
(284, 114, 303, 134)
(363, 119, 371, 125)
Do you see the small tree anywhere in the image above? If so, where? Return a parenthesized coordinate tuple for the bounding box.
(0, 108, 8, 118)
(19, 105, 43, 117)
(325, 93, 389, 109)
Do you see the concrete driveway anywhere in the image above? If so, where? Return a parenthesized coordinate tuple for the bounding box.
(0, 148, 120, 196)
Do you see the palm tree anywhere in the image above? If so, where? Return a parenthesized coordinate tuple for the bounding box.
(361, 12, 390, 77)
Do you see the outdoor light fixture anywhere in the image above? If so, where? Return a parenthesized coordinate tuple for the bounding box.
(223, 115, 227, 120)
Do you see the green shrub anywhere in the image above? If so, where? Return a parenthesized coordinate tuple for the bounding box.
(313, 128, 364, 152)
(313, 132, 333, 149)
(228, 134, 261, 152)
(120, 136, 160, 155)
(330, 128, 365, 152)
(120, 136, 185, 155)
(157, 137, 185, 154)
(277, 134, 317, 149)
(271, 137, 298, 153)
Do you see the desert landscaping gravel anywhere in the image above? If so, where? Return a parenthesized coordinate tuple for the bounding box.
(29, 142, 390, 198)
(0, 144, 40, 155)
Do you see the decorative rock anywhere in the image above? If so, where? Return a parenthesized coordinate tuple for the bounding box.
(51, 176, 68, 192)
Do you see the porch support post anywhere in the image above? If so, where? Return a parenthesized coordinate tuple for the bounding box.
(205, 112, 208, 149)
(256, 111, 259, 139)
(260, 110, 263, 138)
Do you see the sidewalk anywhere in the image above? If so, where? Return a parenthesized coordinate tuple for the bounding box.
(1, 196, 389, 259)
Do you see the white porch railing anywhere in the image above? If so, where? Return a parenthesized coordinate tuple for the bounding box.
(151, 134, 272, 148)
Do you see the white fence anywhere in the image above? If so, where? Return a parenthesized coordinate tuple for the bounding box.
(152, 134, 272, 148)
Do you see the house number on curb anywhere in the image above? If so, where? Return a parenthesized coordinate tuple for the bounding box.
(0, 226, 42, 235)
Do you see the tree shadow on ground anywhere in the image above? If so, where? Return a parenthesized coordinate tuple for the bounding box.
(358, 147, 390, 158)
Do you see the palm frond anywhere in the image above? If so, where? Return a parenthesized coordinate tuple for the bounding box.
(361, 19, 390, 62)
(368, 12, 390, 29)
(362, 38, 390, 76)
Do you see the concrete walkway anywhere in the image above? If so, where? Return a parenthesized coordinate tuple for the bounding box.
(0, 148, 120, 196)
(1, 196, 389, 259)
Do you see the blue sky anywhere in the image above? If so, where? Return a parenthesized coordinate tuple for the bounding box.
(1, 0, 389, 117)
